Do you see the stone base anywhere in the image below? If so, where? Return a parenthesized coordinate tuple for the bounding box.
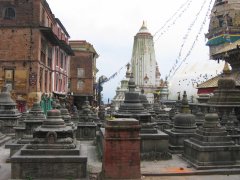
(156, 122, 172, 131)
(76, 122, 97, 140)
(11, 144, 88, 179)
(183, 139, 240, 170)
(0, 133, 11, 146)
(140, 130, 172, 160)
(165, 129, 195, 154)
(5, 140, 24, 162)
(14, 126, 25, 139)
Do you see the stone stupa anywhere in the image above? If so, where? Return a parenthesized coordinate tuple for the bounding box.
(11, 109, 87, 179)
(183, 113, 240, 169)
(183, 75, 240, 169)
(0, 86, 21, 135)
(165, 91, 197, 154)
(6, 102, 46, 161)
(114, 74, 151, 123)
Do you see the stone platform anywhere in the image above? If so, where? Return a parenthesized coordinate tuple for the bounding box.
(11, 143, 87, 179)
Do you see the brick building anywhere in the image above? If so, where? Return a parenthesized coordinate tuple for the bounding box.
(0, 0, 73, 108)
(69, 41, 98, 108)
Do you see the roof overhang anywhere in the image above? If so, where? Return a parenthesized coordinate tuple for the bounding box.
(40, 27, 59, 46)
(59, 40, 75, 56)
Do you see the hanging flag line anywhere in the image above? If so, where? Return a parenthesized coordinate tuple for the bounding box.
(153, 0, 192, 37)
(177, 0, 208, 60)
(100, 63, 129, 84)
(167, 0, 214, 81)
(154, 0, 193, 43)
(166, 0, 209, 79)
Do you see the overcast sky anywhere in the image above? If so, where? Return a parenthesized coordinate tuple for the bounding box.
(47, 0, 224, 102)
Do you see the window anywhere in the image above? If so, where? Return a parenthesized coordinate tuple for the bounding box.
(226, 14, 233, 26)
(39, 68, 43, 91)
(5, 69, 13, 81)
(41, 39, 47, 64)
(45, 70, 48, 92)
(77, 80, 84, 90)
(49, 72, 52, 92)
(4, 7, 15, 20)
(55, 74, 58, 91)
(56, 48, 59, 66)
(47, 47, 52, 67)
(77, 68, 85, 78)
(60, 52, 64, 68)
(217, 15, 225, 27)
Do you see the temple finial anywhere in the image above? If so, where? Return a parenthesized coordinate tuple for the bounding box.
(223, 61, 231, 74)
(142, 21, 146, 28)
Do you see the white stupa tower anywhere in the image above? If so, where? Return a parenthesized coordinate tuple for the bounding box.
(131, 21, 160, 103)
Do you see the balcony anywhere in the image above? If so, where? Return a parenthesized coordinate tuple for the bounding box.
(40, 27, 59, 46)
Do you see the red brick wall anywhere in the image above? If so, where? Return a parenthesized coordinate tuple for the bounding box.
(70, 51, 94, 95)
(102, 119, 141, 179)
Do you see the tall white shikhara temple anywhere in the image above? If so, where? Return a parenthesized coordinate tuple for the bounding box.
(131, 22, 161, 103)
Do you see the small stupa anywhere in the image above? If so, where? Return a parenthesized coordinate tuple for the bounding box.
(6, 102, 46, 161)
(114, 74, 151, 123)
(139, 89, 153, 112)
(71, 105, 79, 123)
(165, 91, 197, 153)
(0, 86, 21, 135)
(60, 104, 73, 127)
(11, 109, 87, 179)
(111, 63, 132, 111)
(183, 113, 240, 169)
(77, 97, 97, 140)
(208, 75, 240, 134)
(23, 102, 46, 135)
(79, 97, 99, 122)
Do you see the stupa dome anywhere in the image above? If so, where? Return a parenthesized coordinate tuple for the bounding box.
(203, 113, 220, 128)
(42, 109, 66, 128)
(172, 91, 196, 133)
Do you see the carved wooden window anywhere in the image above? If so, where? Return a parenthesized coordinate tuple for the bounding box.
(4, 7, 15, 20)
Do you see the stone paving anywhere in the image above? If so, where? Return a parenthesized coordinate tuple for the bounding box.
(0, 145, 11, 180)
(1, 140, 240, 179)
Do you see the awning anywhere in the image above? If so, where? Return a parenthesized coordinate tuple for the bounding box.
(207, 34, 240, 46)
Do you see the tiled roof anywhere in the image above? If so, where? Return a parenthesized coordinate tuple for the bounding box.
(197, 72, 240, 89)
